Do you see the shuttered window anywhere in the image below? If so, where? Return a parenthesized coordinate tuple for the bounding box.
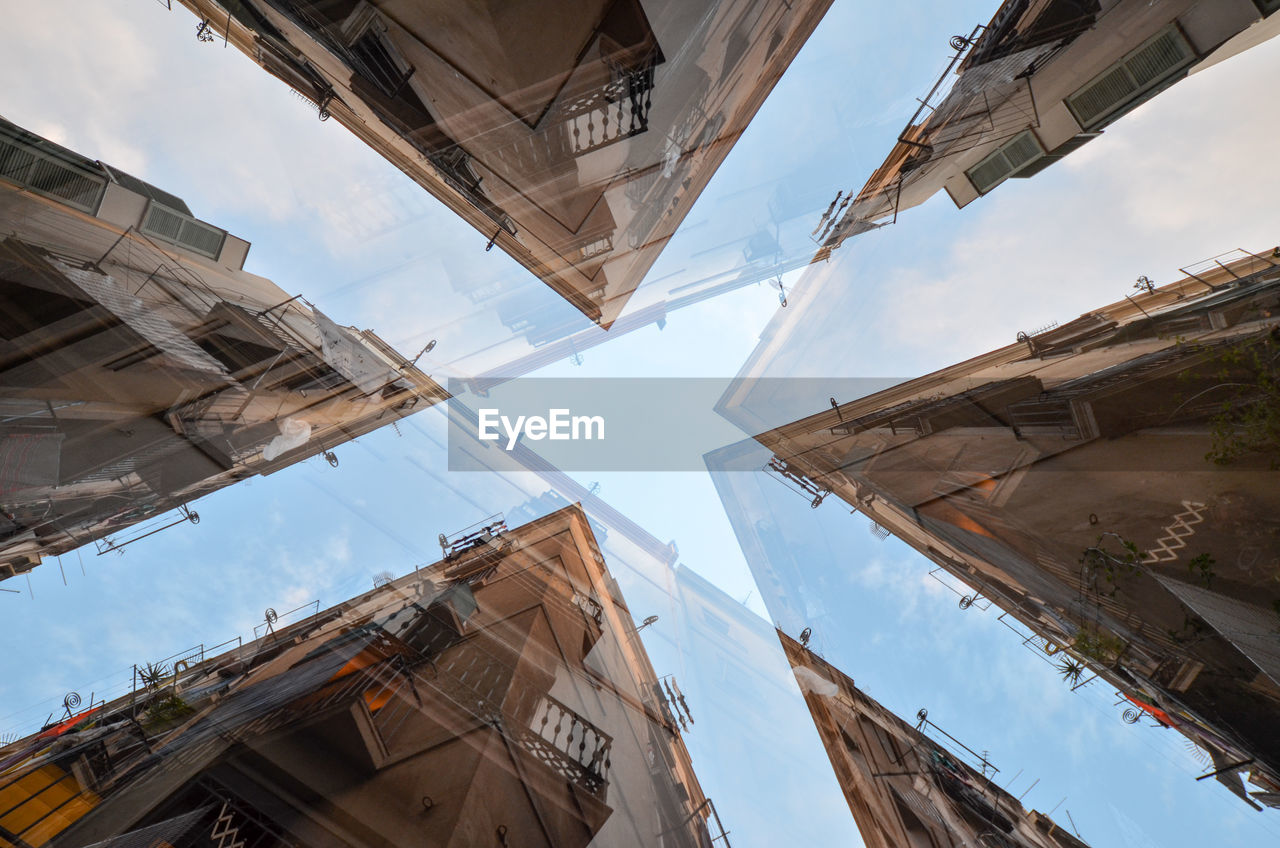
(964, 130, 1045, 194)
(0, 129, 106, 213)
(140, 202, 227, 260)
(1066, 25, 1195, 130)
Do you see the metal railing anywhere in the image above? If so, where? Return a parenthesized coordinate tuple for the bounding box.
(254, 601, 322, 640)
(517, 693, 612, 793)
(560, 51, 658, 157)
(352, 636, 614, 799)
(763, 456, 829, 509)
(95, 504, 202, 557)
(1178, 248, 1280, 292)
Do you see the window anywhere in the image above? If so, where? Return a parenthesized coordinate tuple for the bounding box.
(0, 275, 96, 342)
(1066, 25, 1195, 130)
(139, 202, 227, 259)
(194, 331, 281, 375)
(0, 125, 106, 213)
(965, 130, 1045, 195)
(348, 27, 412, 100)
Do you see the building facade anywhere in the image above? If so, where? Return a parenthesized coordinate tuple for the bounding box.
(781, 631, 1090, 848)
(814, 0, 1280, 256)
(748, 249, 1280, 809)
(0, 506, 722, 847)
(0, 116, 446, 582)
(170, 0, 833, 328)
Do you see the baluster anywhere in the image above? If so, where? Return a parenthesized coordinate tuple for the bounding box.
(554, 706, 568, 748)
(537, 700, 551, 739)
(642, 69, 652, 129)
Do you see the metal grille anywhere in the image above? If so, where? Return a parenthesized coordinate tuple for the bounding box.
(48, 258, 230, 374)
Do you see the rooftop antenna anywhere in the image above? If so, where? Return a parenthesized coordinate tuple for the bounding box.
(769, 275, 788, 307)
(632, 615, 659, 633)
(764, 456, 829, 508)
(407, 339, 436, 367)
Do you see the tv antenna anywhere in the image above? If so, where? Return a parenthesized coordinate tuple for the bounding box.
(407, 339, 437, 367)
(632, 615, 659, 633)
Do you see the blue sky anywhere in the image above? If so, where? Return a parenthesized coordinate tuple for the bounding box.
(3, 1, 1280, 846)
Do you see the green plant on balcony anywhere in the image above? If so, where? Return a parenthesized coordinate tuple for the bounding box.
(1166, 613, 1210, 645)
(1202, 330, 1280, 469)
(1186, 553, 1217, 589)
(1072, 627, 1126, 664)
(143, 694, 193, 729)
(1080, 533, 1142, 596)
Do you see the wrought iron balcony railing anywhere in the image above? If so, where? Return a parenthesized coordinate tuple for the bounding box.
(513, 692, 613, 795)
(555, 51, 658, 157)
(349, 628, 614, 800)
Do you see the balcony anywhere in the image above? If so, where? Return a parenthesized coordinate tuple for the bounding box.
(512, 693, 613, 797)
(554, 51, 659, 157)
(337, 622, 614, 801)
